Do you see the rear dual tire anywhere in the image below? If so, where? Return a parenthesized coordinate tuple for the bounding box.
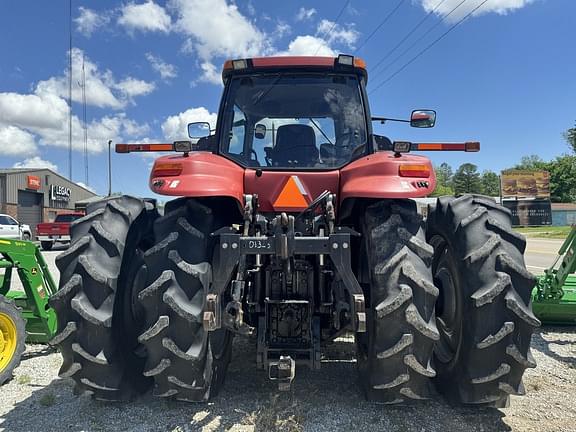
(426, 194, 539, 407)
(358, 200, 439, 403)
(136, 198, 232, 401)
(358, 195, 538, 407)
(49, 196, 156, 400)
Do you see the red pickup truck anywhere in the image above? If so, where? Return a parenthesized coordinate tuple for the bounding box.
(37, 212, 84, 251)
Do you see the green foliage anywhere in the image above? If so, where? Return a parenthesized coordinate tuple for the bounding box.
(563, 121, 576, 154)
(481, 170, 500, 196)
(453, 163, 482, 194)
(431, 162, 454, 196)
(548, 154, 576, 202)
(513, 155, 548, 171)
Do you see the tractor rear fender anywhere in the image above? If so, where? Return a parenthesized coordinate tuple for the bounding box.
(339, 152, 436, 204)
(149, 153, 245, 209)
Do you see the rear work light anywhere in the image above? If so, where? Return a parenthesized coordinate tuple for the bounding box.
(336, 54, 366, 69)
(399, 164, 431, 178)
(152, 162, 182, 177)
(224, 59, 249, 71)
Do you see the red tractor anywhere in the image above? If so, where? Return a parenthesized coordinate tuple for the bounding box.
(50, 55, 538, 406)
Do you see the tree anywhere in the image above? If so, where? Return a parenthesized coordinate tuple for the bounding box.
(431, 162, 454, 196)
(481, 170, 500, 196)
(563, 121, 576, 154)
(453, 163, 482, 194)
(514, 155, 548, 171)
(548, 154, 576, 202)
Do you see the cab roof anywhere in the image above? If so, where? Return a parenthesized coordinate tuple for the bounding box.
(222, 55, 368, 82)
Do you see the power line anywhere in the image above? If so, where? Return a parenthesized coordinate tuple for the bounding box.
(354, 0, 405, 54)
(370, 0, 468, 80)
(368, 0, 448, 72)
(314, 0, 350, 55)
(369, 0, 489, 94)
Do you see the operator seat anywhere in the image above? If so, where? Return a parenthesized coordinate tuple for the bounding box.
(272, 124, 319, 167)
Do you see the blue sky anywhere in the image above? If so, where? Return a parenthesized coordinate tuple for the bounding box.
(0, 0, 574, 197)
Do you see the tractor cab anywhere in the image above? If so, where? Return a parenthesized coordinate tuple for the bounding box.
(214, 56, 368, 170)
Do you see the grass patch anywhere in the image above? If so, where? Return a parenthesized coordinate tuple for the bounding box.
(39, 393, 56, 407)
(515, 226, 573, 239)
(17, 374, 31, 385)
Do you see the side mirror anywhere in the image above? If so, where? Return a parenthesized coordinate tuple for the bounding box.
(187, 122, 211, 139)
(410, 110, 436, 128)
(254, 124, 266, 139)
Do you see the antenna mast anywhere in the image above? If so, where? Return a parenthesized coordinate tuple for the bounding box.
(68, 0, 73, 180)
(79, 53, 88, 186)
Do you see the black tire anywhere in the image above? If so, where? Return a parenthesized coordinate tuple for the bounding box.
(49, 196, 156, 401)
(137, 198, 232, 402)
(426, 195, 539, 407)
(0, 295, 26, 386)
(357, 200, 439, 403)
(41, 241, 53, 251)
(22, 233, 31, 241)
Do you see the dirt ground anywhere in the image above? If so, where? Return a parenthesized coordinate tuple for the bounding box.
(1, 328, 575, 432)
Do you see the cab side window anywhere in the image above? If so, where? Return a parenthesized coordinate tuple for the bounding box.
(228, 105, 246, 155)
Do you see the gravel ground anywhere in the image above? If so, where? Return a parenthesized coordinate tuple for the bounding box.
(1, 249, 576, 432)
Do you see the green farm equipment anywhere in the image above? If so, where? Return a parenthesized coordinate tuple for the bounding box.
(532, 226, 576, 325)
(0, 238, 59, 384)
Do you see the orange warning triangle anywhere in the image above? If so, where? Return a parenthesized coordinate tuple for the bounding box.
(273, 176, 309, 209)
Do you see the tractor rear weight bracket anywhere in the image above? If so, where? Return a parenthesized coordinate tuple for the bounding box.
(204, 231, 366, 333)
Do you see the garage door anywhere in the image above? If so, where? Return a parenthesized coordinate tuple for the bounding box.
(18, 190, 43, 237)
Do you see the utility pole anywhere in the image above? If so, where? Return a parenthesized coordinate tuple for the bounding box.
(108, 140, 112, 196)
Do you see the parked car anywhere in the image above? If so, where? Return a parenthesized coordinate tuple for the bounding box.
(36, 212, 84, 251)
(0, 214, 32, 240)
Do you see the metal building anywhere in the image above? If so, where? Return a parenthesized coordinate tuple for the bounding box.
(0, 168, 97, 236)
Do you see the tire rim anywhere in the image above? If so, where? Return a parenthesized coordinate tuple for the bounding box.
(0, 312, 17, 372)
(430, 235, 462, 365)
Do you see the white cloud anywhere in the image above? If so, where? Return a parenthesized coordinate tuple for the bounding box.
(114, 78, 156, 99)
(35, 48, 154, 109)
(35, 113, 149, 153)
(277, 36, 336, 56)
(0, 126, 37, 156)
(146, 53, 178, 80)
(118, 1, 171, 33)
(316, 19, 359, 48)
(199, 62, 221, 85)
(170, 0, 269, 83)
(0, 92, 68, 130)
(296, 7, 316, 21)
(13, 156, 58, 172)
(76, 181, 96, 193)
(161, 107, 217, 142)
(420, 0, 535, 22)
(75, 7, 111, 37)
(274, 22, 292, 39)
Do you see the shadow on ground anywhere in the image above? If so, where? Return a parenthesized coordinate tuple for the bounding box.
(1, 338, 510, 432)
(531, 326, 576, 368)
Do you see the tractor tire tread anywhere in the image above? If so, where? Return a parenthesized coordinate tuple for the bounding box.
(426, 194, 538, 406)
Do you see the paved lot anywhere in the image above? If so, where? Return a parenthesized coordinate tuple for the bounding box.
(1, 239, 575, 431)
(525, 238, 564, 273)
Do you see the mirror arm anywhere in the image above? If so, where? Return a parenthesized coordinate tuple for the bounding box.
(371, 116, 410, 124)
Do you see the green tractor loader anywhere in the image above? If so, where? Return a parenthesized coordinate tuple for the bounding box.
(0, 238, 59, 385)
(532, 225, 576, 324)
